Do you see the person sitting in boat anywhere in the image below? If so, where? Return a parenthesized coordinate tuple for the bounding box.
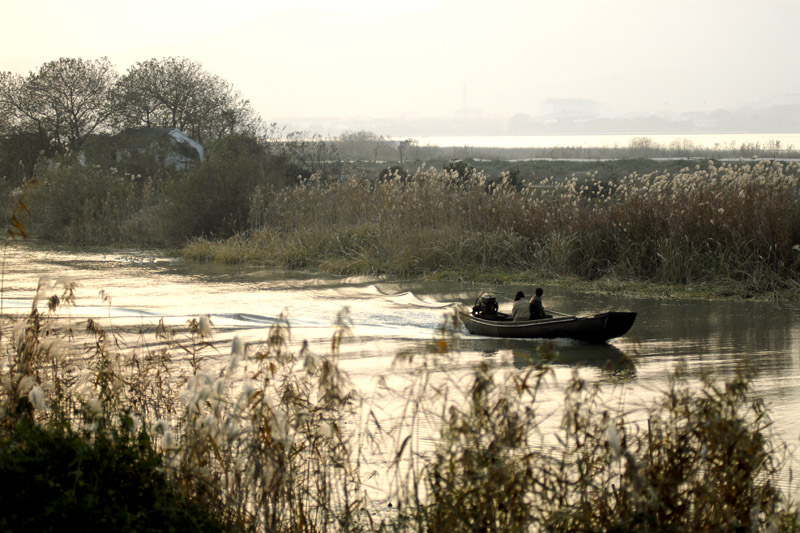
(511, 291, 531, 321)
(529, 287, 552, 319)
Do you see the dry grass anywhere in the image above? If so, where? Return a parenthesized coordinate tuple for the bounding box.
(0, 283, 797, 531)
(185, 161, 800, 295)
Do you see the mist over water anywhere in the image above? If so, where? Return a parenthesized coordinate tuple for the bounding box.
(408, 133, 800, 151)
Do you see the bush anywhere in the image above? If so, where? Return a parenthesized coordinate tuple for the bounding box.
(17, 132, 333, 246)
(0, 418, 233, 531)
(395, 352, 797, 532)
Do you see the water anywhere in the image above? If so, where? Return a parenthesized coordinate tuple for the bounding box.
(407, 133, 800, 150)
(4, 242, 800, 490)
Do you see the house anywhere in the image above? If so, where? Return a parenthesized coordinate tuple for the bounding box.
(109, 128, 204, 171)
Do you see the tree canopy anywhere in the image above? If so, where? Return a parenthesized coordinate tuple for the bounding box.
(0, 56, 262, 170)
(0, 57, 117, 154)
(114, 57, 261, 145)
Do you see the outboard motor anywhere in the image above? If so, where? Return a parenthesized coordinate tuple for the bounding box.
(472, 294, 499, 317)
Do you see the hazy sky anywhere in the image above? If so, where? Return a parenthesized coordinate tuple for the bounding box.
(4, 0, 799, 122)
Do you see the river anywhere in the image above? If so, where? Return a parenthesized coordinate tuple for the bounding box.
(3, 242, 800, 492)
(407, 133, 800, 150)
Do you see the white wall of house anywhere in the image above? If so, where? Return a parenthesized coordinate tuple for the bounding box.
(168, 129, 205, 162)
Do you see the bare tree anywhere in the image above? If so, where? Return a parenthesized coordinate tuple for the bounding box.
(0, 57, 117, 153)
(115, 57, 261, 144)
(398, 138, 418, 166)
(0, 72, 12, 133)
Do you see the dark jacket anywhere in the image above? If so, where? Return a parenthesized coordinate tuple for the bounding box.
(529, 295, 548, 319)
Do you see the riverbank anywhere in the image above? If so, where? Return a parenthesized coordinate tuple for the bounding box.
(424, 269, 798, 303)
(183, 159, 800, 303)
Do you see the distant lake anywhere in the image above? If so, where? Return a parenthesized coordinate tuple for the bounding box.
(406, 133, 800, 150)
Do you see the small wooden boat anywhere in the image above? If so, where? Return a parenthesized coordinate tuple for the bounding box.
(457, 298, 636, 343)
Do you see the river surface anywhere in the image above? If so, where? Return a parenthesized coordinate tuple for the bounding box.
(407, 133, 800, 151)
(4, 242, 800, 492)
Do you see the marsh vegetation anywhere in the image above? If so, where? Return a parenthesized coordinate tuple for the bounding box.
(0, 212, 796, 530)
(0, 283, 797, 531)
(185, 159, 800, 298)
(8, 139, 800, 300)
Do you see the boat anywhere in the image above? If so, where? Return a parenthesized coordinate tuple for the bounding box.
(457, 295, 636, 343)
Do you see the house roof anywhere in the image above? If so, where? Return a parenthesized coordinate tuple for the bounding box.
(114, 127, 179, 142)
(112, 128, 204, 161)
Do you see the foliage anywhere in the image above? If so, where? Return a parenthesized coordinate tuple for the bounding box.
(26, 162, 142, 244)
(377, 165, 408, 181)
(442, 158, 475, 179)
(163, 133, 307, 239)
(398, 355, 796, 532)
(277, 131, 342, 180)
(336, 130, 390, 161)
(16, 131, 334, 245)
(0, 131, 50, 184)
(0, 417, 234, 532)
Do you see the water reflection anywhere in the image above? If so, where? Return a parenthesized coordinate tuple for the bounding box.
(510, 343, 635, 376)
(467, 336, 638, 381)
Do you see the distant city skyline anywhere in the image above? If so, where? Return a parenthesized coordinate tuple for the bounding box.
(4, 0, 799, 136)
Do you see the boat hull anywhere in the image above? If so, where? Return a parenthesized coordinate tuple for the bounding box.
(458, 308, 637, 343)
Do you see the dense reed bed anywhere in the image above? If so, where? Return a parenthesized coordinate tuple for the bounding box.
(0, 283, 796, 531)
(186, 160, 800, 296)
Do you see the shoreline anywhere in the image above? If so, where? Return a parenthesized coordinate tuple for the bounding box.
(178, 246, 800, 305)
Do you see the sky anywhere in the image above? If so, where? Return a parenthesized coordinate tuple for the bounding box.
(4, 0, 800, 126)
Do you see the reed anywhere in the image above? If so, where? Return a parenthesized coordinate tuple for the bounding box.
(22, 163, 174, 246)
(18, 145, 800, 298)
(186, 161, 800, 295)
(0, 284, 796, 531)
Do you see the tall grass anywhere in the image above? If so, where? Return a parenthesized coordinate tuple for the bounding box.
(0, 283, 796, 530)
(17, 133, 323, 246)
(187, 160, 800, 294)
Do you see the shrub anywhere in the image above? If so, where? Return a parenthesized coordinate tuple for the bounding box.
(0, 417, 234, 532)
(392, 349, 797, 532)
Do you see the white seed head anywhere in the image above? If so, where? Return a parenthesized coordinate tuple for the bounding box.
(198, 315, 213, 337)
(162, 430, 179, 450)
(17, 375, 35, 396)
(607, 424, 621, 458)
(231, 336, 244, 358)
(12, 320, 27, 351)
(87, 398, 103, 416)
(28, 386, 46, 411)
